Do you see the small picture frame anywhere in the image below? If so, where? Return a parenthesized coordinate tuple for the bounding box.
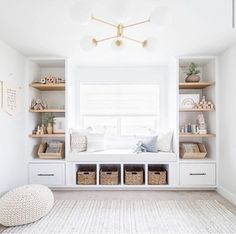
(179, 94, 200, 109)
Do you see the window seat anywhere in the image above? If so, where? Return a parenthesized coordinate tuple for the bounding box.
(68, 149, 177, 163)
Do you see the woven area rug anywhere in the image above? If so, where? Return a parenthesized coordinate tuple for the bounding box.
(2, 200, 236, 234)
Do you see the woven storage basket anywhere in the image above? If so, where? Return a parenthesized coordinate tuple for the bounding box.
(77, 168, 96, 185)
(100, 167, 119, 185)
(180, 143, 207, 159)
(38, 143, 65, 159)
(148, 168, 167, 185)
(125, 167, 144, 185)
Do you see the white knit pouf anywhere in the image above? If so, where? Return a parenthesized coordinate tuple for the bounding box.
(0, 184, 54, 227)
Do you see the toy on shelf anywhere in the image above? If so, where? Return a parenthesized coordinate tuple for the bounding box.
(133, 141, 147, 154)
(194, 96, 214, 110)
(180, 113, 208, 135)
(33, 124, 47, 135)
(30, 99, 47, 110)
(197, 113, 207, 135)
(40, 75, 65, 84)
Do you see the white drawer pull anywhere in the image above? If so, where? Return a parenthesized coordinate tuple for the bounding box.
(37, 173, 55, 177)
(189, 173, 206, 176)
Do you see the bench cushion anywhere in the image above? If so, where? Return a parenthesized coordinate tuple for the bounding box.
(68, 149, 176, 162)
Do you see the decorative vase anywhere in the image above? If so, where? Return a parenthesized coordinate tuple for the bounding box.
(46, 123, 53, 134)
(185, 74, 200, 83)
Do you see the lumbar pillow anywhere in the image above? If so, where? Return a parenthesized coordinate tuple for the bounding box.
(71, 132, 87, 152)
(0, 184, 54, 227)
(157, 131, 173, 152)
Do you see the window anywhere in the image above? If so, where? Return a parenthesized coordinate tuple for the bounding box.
(79, 83, 160, 136)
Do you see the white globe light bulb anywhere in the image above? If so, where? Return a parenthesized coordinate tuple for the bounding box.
(107, 0, 133, 23)
(111, 39, 125, 52)
(143, 37, 158, 52)
(80, 35, 97, 51)
(150, 6, 171, 28)
(94, 0, 133, 23)
(70, 0, 92, 25)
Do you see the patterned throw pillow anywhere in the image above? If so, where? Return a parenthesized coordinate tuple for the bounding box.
(71, 133, 87, 152)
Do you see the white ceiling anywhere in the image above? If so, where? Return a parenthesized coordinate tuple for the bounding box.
(0, 0, 235, 65)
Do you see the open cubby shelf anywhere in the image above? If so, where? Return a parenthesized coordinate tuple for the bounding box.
(30, 83, 65, 91)
(74, 163, 169, 187)
(179, 81, 215, 89)
(179, 133, 216, 138)
(179, 108, 215, 112)
(29, 109, 65, 113)
(178, 57, 217, 184)
(29, 134, 65, 138)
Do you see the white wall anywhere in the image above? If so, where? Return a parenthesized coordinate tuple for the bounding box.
(0, 40, 27, 194)
(218, 45, 236, 204)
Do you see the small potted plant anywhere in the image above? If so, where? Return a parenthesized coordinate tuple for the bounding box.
(185, 63, 200, 83)
(42, 113, 54, 134)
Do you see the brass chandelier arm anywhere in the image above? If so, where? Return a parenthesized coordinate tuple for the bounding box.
(91, 15, 117, 28)
(122, 36, 144, 44)
(96, 35, 118, 43)
(124, 19, 150, 28)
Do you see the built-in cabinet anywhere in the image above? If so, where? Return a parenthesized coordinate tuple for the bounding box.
(26, 58, 67, 187)
(26, 56, 217, 189)
(178, 57, 217, 187)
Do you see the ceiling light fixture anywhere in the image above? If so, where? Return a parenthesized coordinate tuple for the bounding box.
(70, 2, 170, 51)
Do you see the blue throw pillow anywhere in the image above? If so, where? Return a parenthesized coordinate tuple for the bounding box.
(141, 136, 158, 152)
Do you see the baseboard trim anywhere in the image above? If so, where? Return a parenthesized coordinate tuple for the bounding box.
(217, 186, 236, 205)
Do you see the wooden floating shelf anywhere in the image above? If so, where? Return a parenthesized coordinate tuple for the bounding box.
(179, 82, 215, 89)
(29, 134, 65, 138)
(179, 108, 215, 112)
(29, 109, 65, 113)
(179, 133, 215, 138)
(30, 83, 65, 91)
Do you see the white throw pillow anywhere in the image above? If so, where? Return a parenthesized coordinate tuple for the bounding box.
(86, 132, 105, 152)
(157, 131, 173, 152)
(105, 136, 136, 150)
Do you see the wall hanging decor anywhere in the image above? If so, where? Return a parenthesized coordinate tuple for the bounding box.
(2, 82, 20, 116)
(179, 94, 200, 109)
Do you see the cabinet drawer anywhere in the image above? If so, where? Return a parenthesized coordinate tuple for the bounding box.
(29, 164, 65, 186)
(180, 164, 216, 186)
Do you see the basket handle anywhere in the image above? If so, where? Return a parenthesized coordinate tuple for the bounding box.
(83, 172, 89, 175)
(154, 172, 160, 175)
(132, 172, 138, 175)
(106, 172, 112, 175)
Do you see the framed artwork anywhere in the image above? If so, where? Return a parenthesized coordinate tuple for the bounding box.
(179, 94, 200, 109)
(2, 82, 20, 116)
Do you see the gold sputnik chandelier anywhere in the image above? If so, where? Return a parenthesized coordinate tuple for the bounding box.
(89, 15, 151, 48)
(70, 1, 170, 51)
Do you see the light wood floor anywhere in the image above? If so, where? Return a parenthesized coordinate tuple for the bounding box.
(1, 191, 236, 232)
